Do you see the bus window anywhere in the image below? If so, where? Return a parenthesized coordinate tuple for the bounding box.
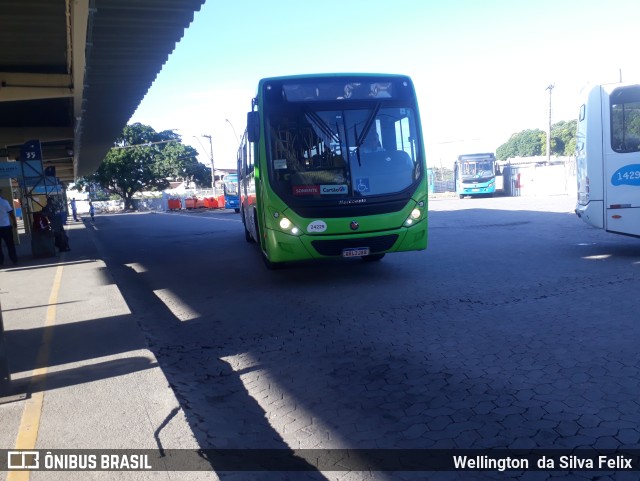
(611, 86, 640, 153)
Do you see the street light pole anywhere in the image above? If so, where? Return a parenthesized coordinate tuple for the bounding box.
(225, 119, 240, 145)
(201, 134, 215, 195)
(546, 84, 554, 164)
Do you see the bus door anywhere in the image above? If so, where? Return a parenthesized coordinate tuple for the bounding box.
(604, 84, 640, 236)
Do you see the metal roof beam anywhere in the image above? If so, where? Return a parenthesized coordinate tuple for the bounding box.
(70, 0, 89, 120)
(0, 72, 73, 101)
(0, 128, 74, 147)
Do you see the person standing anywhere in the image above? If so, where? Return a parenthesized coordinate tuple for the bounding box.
(89, 200, 95, 221)
(70, 198, 78, 221)
(44, 197, 70, 252)
(0, 192, 18, 266)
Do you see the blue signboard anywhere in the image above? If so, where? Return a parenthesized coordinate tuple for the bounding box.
(0, 162, 21, 179)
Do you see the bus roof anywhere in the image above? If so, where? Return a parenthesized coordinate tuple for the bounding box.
(457, 153, 496, 161)
(257, 72, 412, 83)
(256, 73, 416, 103)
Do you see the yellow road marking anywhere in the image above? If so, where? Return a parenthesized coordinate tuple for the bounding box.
(8, 266, 64, 481)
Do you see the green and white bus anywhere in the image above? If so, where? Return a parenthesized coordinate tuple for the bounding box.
(237, 73, 427, 268)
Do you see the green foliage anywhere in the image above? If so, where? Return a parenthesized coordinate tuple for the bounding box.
(550, 120, 577, 156)
(76, 123, 212, 209)
(155, 141, 212, 188)
(496, 120, 577, 160)
(496, 129, 545, 160)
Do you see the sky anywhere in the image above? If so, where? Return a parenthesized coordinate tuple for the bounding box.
(129, 0, 640, 170)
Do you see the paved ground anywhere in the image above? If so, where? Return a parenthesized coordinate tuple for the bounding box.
(0, 218, 215, 481)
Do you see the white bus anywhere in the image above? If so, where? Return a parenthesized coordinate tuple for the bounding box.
(575, 82, 640, 237)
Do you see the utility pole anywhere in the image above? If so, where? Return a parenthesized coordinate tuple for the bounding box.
(546, 84, 554, 164)
(201, 134, 215, 195)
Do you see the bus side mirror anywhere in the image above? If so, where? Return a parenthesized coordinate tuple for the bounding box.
(247, 111, 260, 143)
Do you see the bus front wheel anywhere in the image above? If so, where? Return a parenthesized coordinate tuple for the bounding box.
(253, 212, 285, 269)
(262, 252, 285, 270)
(242, 208, 254, 243)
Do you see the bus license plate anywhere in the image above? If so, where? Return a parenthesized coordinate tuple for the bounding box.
(342, 247, 370, 258)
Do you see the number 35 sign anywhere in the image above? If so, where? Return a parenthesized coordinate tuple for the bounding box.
(19, 140, 44, 177)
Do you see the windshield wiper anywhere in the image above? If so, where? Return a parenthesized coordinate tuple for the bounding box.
(354, 102, 381, 149)
(305, 111, 338, 144)
(353, 124, 363, 167)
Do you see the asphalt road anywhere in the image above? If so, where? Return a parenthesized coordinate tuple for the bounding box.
(85, 194, 640, 481)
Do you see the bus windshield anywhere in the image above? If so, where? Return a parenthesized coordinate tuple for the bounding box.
(224, 173, 238, 195)
(264, 80, 422, 203)
(459, 159, 495, 180)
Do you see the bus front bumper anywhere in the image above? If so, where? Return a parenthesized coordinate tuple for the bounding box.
(263, 221, 427, 263)
(461, 185, 494, 195)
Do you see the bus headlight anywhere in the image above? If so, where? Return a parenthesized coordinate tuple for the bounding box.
(279, 217, 291, 229)
(278, 216, 301, 235)
(404, 207, 423, 227)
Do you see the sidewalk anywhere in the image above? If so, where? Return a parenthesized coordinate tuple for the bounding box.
(0, 218, 215, 480)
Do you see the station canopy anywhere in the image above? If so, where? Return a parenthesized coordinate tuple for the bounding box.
(0, 0, 206, 183)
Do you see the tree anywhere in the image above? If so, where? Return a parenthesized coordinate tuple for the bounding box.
(496, 120, 578, 160)
(88, 124, 170, 209)
(551, 120, 577, 156)
(496, 129, 545, 160)
(154, 140, 211, 188)
(77, 123, 210, 209)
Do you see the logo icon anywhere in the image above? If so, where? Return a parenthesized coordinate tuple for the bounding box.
(8, 451, 40, 470)
(320, 184, 347, 195)
(355, 178, 369, 193)
(350, 221, 359, 231)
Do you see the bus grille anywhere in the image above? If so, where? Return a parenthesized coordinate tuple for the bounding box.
(311, 235, 399, 256)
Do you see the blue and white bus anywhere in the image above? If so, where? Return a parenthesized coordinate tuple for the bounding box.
(575, 82, 640, 237)
(223, 173, 240, 212)
(454, 152, 497, 198)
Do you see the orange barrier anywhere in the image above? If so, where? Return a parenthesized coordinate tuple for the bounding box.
(168, 199, 181, 210)
(179, 196, 228, 210)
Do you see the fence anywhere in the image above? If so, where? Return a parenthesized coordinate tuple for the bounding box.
(432, 180, 455, 193)
(70, 192, 227, 214)
(503, 158, 577, 197)
(76, 161, 579, 214)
